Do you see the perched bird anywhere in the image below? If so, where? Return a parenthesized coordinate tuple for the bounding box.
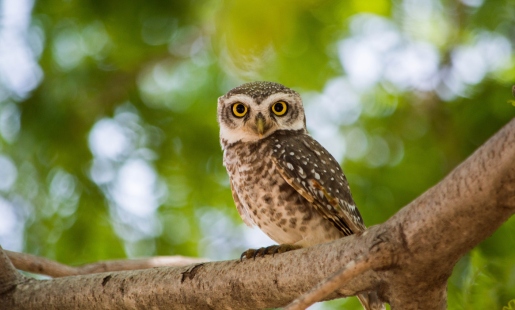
(218, 81, 383, 310)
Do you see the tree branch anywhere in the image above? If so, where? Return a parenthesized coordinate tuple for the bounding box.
(284, 255, 380, 310)
(0, 118, 514, 310)
(5, 250, 207, 278)
(0, 229, 387, 310)
(0, 245, 21, 295)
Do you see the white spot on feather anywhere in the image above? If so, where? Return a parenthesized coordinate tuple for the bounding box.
(331, 169, 335, 173)
(315, 173, 320, 180)
(287, 163, 294, 170)
(290, 152, 294, 156)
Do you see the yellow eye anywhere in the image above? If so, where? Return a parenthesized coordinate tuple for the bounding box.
(232, 103, 247, 117)
(272, 101, 287, 116)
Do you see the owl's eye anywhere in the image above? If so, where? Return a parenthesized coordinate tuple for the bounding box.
(232, 103, 248, 117)
(272, 101, 288, 116)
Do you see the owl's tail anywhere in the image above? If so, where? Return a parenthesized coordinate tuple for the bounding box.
(357, 292, 385, 310)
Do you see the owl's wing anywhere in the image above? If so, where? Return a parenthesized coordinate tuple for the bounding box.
(270, 134, 366, 235)
(230, 178, 254, 227)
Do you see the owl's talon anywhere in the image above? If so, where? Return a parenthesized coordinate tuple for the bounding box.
(261, 248, 267, 258)
(271, 246, 281, 257)
(241, 248, 256, 261)
(272, 244, 302, 256)
(253, 247, 265, 260)
(240, 244, 301, 261)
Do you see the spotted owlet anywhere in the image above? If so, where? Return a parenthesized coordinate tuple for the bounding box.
(217, 81, 383, 310)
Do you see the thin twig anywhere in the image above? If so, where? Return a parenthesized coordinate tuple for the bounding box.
(283, 255, 378, 310)
(6, 250, 207, 278)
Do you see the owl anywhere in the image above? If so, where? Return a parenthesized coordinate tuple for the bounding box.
(217, 81, 383, 310)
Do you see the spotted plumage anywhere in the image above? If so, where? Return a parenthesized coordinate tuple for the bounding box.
(223, 129, 348, 246)
(270, 132, 366, 235)
(218, 81, 382, 310)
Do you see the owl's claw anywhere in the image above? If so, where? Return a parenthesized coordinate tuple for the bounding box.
(240, 248, 257, 261)
(271, 246, 281, 257)
(261, 248, 268, 258)
(240, 244, 302, 261)
(253, 247, 265, 260)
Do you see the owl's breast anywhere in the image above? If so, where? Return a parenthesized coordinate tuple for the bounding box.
(223, 140, 276, 207)
(224, 139, 341, 245)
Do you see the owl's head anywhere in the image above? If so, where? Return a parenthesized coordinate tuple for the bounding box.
(217, 81, 307, 147)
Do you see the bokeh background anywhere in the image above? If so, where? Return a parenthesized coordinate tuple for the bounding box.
(0, 0, 514, 309)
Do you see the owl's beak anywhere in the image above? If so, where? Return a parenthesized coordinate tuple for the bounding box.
(256, 115, 267, 139)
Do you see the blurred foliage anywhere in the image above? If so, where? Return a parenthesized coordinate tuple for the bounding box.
(0, 0, 514, 309)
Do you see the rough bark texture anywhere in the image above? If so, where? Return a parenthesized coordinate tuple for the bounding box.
(284, 254, 385, 310)
(1, 118, 515, 310)
(5, 250, 207, 278)
(0, 245, 20, 295)
(1, 238, 380, 310)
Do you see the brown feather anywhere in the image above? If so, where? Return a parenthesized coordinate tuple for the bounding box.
(270, 133, 366, 234)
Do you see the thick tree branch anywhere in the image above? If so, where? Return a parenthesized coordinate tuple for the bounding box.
(379, 116, 515, 309)
(5, 250, 207, 278)
(0, 234, 381, 310)
(0, 245, 21, 295)
(0, 118, 514, 310)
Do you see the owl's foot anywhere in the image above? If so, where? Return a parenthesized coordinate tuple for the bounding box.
(240, 244, 302, 261)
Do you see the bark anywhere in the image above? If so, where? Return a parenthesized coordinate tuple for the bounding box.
(0, 245, 20, 295)
(0, 118, 514, 310)
(284, 254, 386, 310)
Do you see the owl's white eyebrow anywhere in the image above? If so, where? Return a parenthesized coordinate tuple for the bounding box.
(259, 93, 297, 106)
(223, 94, 255, 106)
